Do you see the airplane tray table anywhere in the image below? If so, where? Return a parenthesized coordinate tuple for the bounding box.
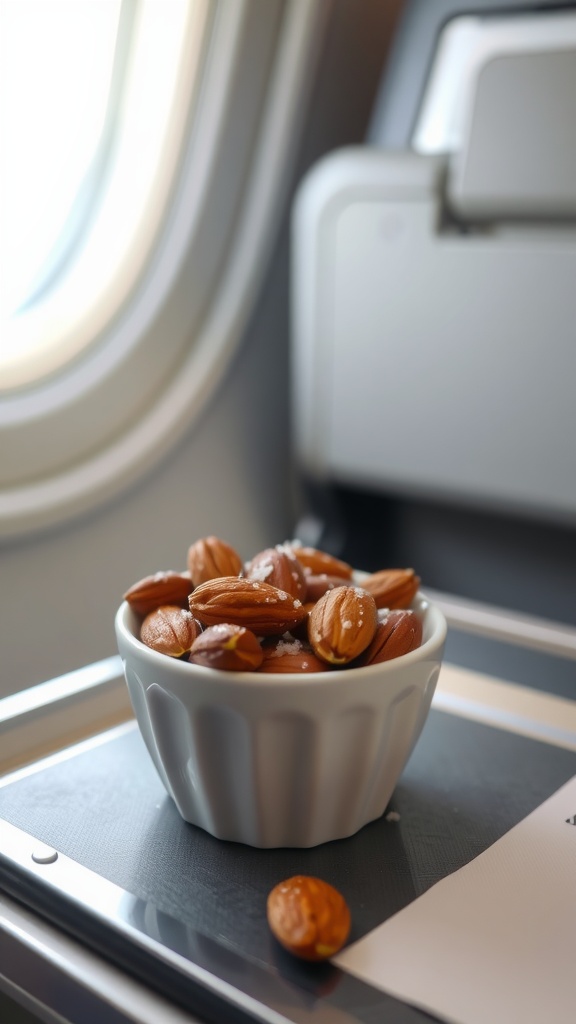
(1, 702, 576, 1024)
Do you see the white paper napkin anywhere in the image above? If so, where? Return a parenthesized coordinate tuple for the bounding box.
(335, 775, 576, 1024)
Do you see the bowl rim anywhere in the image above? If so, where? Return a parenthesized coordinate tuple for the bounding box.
(115, 591, 447, 689)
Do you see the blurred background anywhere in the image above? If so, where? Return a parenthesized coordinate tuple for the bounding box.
(1, 0, 575, 698)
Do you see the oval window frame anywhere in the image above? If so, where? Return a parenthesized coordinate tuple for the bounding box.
(0, 0, 327, 538)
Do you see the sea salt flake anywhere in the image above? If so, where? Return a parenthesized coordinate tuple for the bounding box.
(250, 563, 274, 582)
(272, 638, 303, 657)
(342, 620, 352, 629)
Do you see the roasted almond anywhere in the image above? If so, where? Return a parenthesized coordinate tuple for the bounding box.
(245, 545, 306, 601)
(304, 574, 346, 603)
(188, 577, 307, 636)
(259, 636, 328, 674)
(140, 606, 201, 657)
(187, 536, 243, 587)
(189, 624, 263, 671)
(360, 568, 420, 609)
(356, 609, 423, 666)
(308, 586, 378, 665)
(267, 876, 351, 961)
(124, 571, 192, 616)
(289, 545, 353, 580)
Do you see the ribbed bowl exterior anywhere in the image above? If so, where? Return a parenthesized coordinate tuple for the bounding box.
(116, 595, 446, 848)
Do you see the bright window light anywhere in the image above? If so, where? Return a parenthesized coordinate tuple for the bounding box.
(0, 0, 327, 541)
(0, 0, 208, 391)
(0, 0, 121, 320)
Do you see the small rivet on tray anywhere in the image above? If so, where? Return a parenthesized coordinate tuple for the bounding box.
(31, 844, 59, 865)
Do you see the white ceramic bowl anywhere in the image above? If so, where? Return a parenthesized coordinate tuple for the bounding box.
(115, 590, 446, 848)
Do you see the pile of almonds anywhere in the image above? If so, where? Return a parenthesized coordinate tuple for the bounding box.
(123, 537, 423, 673)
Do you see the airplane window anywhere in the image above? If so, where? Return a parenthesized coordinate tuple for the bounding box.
(0, 0, 323, 540)
(1, 0, 122, 335)
(0, 0, 207, 390)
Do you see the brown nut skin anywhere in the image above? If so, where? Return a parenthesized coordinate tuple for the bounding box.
(267, 876, 351, 962)
(245, 545, 307, 601)
(189, 624, 263, 671)
(189, 577, 308, 636)
(124, 571, 192, 616)
(289, 545, 353, 580)
(140, 606, 201, 657)
(259, 636, 328, 674)
(288, 603, 315, 642)
(360, 568, 420, 610)
(304, 574, 346, 603)
(355, 609, 423, 666)
(308, 586, 378, 665)
(187, 536, 243, 588)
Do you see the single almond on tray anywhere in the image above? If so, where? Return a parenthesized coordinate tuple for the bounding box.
(187, 536, 243, 587)
(124, 571, 193, 616)
(267, 876, 351, 961)
(356, 609, 423, 666)
(308, 586, 378, 665)
(188, 577, 308, 636)
(245, 545, 307, 601)
(140, 606, 201, 657)
(189, 623, 264, 671)
(360, 568, 420, 609)
(289, 544, 353, 580)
